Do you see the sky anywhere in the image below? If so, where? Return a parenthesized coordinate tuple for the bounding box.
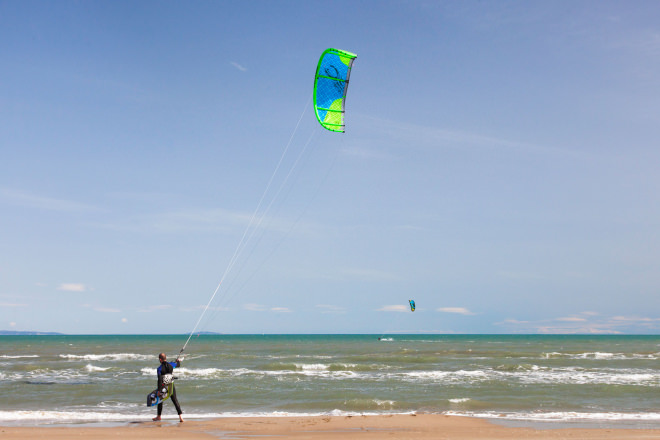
(2, 0, 660, 335)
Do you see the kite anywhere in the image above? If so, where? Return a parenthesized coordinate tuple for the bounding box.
(409, 300, 416, 312)
(313, 48, 357, 132)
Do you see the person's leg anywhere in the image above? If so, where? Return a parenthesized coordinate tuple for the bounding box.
(153, 402, 163, 421)
(170, 387, 184, 422)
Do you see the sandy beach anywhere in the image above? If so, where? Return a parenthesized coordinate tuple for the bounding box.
(2, 415, 659, 440)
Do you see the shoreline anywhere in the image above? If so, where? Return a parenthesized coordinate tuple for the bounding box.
(2, 414, 660, 439)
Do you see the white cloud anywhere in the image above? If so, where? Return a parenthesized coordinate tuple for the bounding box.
(9, 322, 16, 327)
(178, 305, 229, 313)
(0, 302, 28, 307)
(244, 304, 291, 313)
(230, 61, 247, 72)
(244, 303, 268, 312)
(0, 187, 100, 212)
(556, 317, 587, 322)
(377, 305, 409, 312)
(496, 313, 660, 334)
(93, 307, 121, 313)
(316, 304, 346, 314)
(437, 307, 475, 315)
(501, 318, 530, 324)
(121, 318, 128, 323)
(138, 304, 174, 312)
(58, 283, 86, 292)
(359, 115, 588, 159)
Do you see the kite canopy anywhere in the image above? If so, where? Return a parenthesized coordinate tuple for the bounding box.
(313, 48, 357, 132)
(409, 300, 416, 312)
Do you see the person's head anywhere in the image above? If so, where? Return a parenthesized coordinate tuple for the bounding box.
(158, 353, 167, 362)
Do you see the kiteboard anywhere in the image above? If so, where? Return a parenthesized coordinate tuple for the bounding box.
(146, 373, 175, 407)
(146, 383, 173, 407)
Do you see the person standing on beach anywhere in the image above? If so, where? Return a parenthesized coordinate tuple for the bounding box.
(153, 352, 184, 423)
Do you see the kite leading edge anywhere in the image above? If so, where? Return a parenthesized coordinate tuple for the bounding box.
(313, 48, 357, 133)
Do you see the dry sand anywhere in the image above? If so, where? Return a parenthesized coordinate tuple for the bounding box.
(1, 414, 659, 440)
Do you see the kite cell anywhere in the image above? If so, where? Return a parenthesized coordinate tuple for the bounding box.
(409, 300, 416, 312)
(313, 48, 357, 132)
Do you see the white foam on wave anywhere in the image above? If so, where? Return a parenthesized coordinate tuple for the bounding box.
(296, 363, 330, 371)
(5, 368, 91, 384)
(60, 353, 152, 361)
(391, 367, 659, 387)
(542, 352, 659, 360)
(446, 410, 660, 423)
(85, 364, 110, 372)
(0, 355, 39, 359)
(139, 366, 361, 380)
(0, 409, 413, 425)
(143, 364, 659, 386)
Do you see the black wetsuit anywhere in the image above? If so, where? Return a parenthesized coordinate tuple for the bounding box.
(157, 360, 182, 416)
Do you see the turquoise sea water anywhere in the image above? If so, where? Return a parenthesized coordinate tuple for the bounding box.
(1, 334, 659, 427)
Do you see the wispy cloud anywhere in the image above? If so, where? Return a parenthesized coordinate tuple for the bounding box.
(556, 316, 587, 322)
(496, 312, 660, 334)
(377, 305, 409, 312)
(178, 305, 229, 313)
(137, 304, 174, 313)
(244, 303, 291, 313)
(339, 146, 395, 161)
(82, 304, 121, 313)
(58, 283, 87, 292)
(0, 187, 100, 212)
(316, 304, 346, 314)
(358, 115, 588, 158)
(437, 307, 476, 315)
(93, 307, 121, 313)
(0, 302, 28, 307)
(230, 61, 247, 72)
(94, 207, 299, 235)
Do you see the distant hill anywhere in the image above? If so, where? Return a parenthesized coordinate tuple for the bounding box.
(0, 330, 63, 335)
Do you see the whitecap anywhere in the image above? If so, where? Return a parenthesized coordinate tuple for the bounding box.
(60, 353, 151, 361)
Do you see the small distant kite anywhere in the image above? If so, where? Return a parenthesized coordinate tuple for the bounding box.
(409, 300, 416, 312)
(313, 48, 357, 132)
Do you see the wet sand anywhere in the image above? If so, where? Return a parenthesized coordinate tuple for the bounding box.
(1, 414, 659, 439)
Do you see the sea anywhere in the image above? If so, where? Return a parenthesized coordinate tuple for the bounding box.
(1, 334, 659, 428)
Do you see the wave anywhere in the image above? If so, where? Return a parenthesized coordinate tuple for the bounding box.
(85, 364, 110, 372)
(4, 408, 659, 426)
(0, 355, 39, 359)
(134, 364, 660, 386)
(542, 352, 660, 360)
(0, 409, 412, 425)
(59, 353, 152, 361)
(2, 366, 111, 384)
(259, 362, 385, 372)
(446, 410, 660, 423)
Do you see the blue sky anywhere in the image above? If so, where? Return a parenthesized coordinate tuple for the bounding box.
(2, 1, 660, 334)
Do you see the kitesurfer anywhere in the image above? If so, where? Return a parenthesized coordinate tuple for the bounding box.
(152, 352, 184, 422)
